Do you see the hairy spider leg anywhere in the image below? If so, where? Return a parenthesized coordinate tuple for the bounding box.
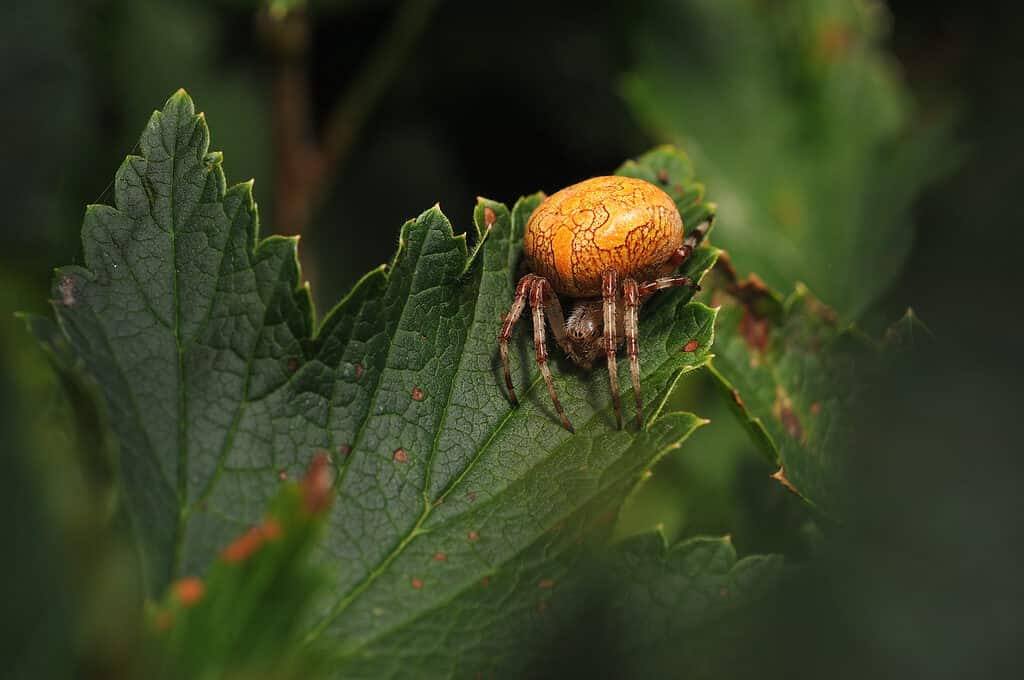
(666, 216, 715, 269)
(535, 277, 572, 357)
(499, 274, 539, 405)
(531, 280, 574, 433)
(638, 275, 700, 299)
(602, 269, 623, 430)
(622, 277, 643, 428)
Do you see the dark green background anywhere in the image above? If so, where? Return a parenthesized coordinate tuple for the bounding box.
(1, 0, 1019, 677)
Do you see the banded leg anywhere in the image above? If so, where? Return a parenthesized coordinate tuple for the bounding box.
(666, 215, 715, 269)
(531, 280, 574, 433)
(602, 269, 623, 429)
(623, 277, 643, 428)
(499, 274, 538, 405)
(535, 277, 572, 358)
(638, 275, 700, 299)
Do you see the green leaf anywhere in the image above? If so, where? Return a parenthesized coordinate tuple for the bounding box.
(47, 90, 727, 673)
(707, 271, 880, 517)
(146, 455, 334, 680)
(623, 0, 958, 316)
(596, 532, 784, 677)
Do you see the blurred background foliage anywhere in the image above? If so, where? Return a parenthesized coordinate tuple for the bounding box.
(1, 0, 1020, 677)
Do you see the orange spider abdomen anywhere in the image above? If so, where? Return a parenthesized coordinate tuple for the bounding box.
(523, 176, 683, 297)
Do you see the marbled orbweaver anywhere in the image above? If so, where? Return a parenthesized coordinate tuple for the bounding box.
(499, 175, 712, 432)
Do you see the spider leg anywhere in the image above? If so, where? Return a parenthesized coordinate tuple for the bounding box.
(623, 277, 643, 428)
(638, 275, 700, 299)
(499, 274, 538, 405)
(666, 215, 715, 269)
(531, 279, 574, 433)
(535, 278, 572, 357)
(602, 269, 623, 430)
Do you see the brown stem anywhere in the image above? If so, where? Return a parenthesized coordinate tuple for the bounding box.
(259, 0, 439, 292)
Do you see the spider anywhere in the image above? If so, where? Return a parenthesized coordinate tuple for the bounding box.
(499, 175, 712, 432)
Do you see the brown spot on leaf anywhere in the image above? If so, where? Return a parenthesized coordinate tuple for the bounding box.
(771, 466, 801, 497)
(780, 407, 803, 440)
(354, 363, 364, 378)
(810, 402, 821, 414)
(393, 448, 408, 463)
(174, 577, 205, 607)
(410, 578, 424, 590)
(433, 497, 443, 507)
(480, 576, 492, 586)
(302, 453, 334, 514)
(657, 168, 669, 184)
(468, 531, 479, 541)
(221, 519, 284, 563)
(278, 470, 288, 481)
(719, 586, 729, 598)
(739, 309, 771, 353)
(433, 552, 447, 561)
(773, 387, 805, 442)
(466, 491, 477, 503)
(682, 339, 700, 353)
(538, 578, 555, 589)
(536, 599, 549, 614)
(287, 357, 300, 373)
(412, 386, 424, 401)
(338, 444, 352, 457)
(484, 206, 497, 227)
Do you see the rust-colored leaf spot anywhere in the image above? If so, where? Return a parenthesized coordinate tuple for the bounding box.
(354, 363, 364, 378)
(393, 448, 408, 463)
(338, 444, 352, 457)
(682, 339, 700, 353)
(739, 309, 771, 352)
(433, 552, 447, 561)
(773, 387, 805, 442)
(780, 407, 803, 440)
(468, 531, 479, 541)
(657, 168, 670, 185)
(480, 576, 492, 586)
(810, 401, 821, 414)
(484, 206, 497, 227)
(278, 470, 288, 482)
(410, 578, 424, 590)
(260, 518, 283, 540)
(221, 528, 261, 563)
(771, 466, 801, 497)
(302, 452, 334, 514)
(174, 577, 205, 607)
(466, 491, 477, 503)
(286, 357, 300, 373)
(412, 386, 424, 401)
(433, 497, 443, 507)
(538, 578, 555, 589)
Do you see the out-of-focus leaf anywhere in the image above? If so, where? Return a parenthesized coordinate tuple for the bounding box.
(146, 454, 334, 680)
(706, 261, 914, 517)
(624, 0, 959, 316)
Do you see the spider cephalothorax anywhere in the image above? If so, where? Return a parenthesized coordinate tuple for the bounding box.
(499, 175, 712, 432)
